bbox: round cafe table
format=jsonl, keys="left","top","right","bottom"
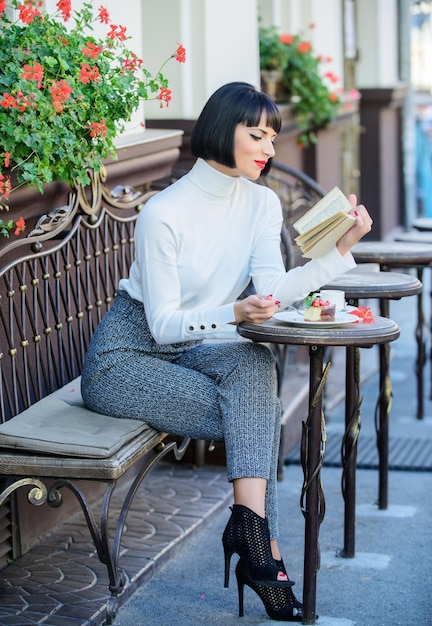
{"left": 395, "top": 230, "right": 432, "bottom": 244}
{"left": 412, "top": 216, "right": 432, "bottom": 231}
{"left": 238, "top": 315, "right": 400, "bottom": 626}
{"left": 352, "top": 241, "right": 432, "bottom": 420}
{"left": 322, "top": 270, "right": 422, "bottom": 527}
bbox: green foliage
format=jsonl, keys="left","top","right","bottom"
{"left": 259, "top": 26, "right": 341, "bottom": 147}
{"left": 0, "top": 1, "right": 185, "bottom": 206}
{"left": 259, "top": 26, "right": 286, "bottom": 71}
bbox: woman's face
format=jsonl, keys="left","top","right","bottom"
{"left": 232, "top": 113, "right": 277, "bottom": 180}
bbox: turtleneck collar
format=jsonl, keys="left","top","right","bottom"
{"left": 188, "top": 158, "right": 240, "bottom": 197}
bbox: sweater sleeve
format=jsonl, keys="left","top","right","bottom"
{"left": 250, "top": 191, "right": 357, "bottom": 306}
{"left": 272, "top": 248, "right": 356, "bottom": 306}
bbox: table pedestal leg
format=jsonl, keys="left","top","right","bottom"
{"left": 377, "top": 299, "right": 392, "bottom": 510}
{"left": 430, "top": 268, "right": 432, "bottom": 403}
{"left": 415, "top": 268, "right": 425, "bottom": 419}
{"left": 300, "top": 345, "right": 328, "bottom": 625}
{"left": 346, "top": 295, "right": 393, "bottom": 511}
{"left": 380, "top": 264, "right": 425, "bottom": 418}
{"left": 340, "top": 346, "right": 361, "bottom": 558}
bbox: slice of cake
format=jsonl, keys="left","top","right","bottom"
{"left": 304, "top": 294, "right": 336, "bottom": 322}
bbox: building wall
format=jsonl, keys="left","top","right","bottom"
{"left": 46, "top": 0, "right": 408, "bottom": 234}
{"left": 142, "top": 0, "right": 261, "bottom": 120}
{"left": 356, "top": 0, "right": 400, "bottom": 87}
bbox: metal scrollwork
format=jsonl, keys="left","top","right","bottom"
{"left": 341, "top": 347, "right": 362, "bottom": 501}
{"left": 102, "top": 180, "right": 159, "bottom": 211}
{"left": 47, "top": 486, "right": 64, "bottom": 507}
{"left": 24, "top": 167, "right": 157, "bottom": 247}
{"left": 0, "top": 477, "right": 48, "bottom": 506}
{"left": 72, "top": 166, "right": 104, "bottom": 216}
{"left": 27, "top": 204, "right": 74, "bottom": 238}
{"left": 300, "top": 360, "right": 331, "bottom": 522}
{"left": 110, "top": 184, "right": 143, "bottom": 203}
{"left": 73, "top": 166, "right": 157, "bottom": 213}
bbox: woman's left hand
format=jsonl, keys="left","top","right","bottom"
{"left": 233, "top": 294, "right": 280, "bottom": 325}
{"left": 336, "top": 193, "right": 373, "bottom": 256}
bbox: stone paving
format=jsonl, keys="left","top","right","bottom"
{"left": 115, "top": 289, "right": 432, "bottom": 626}
{"left": 0, "top": 466, "right": 232, "bottom": 625}
{"left": 1, "top": 281, "right": 431, "bottom": 625}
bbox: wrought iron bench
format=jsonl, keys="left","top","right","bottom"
{"left": 0, "top": 169, "right": 191, "bottom": 624}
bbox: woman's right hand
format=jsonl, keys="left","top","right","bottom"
{"left": 233, "top": 294, "right": 280, "bottom": 325}
{"left": 336, "top": 194, "right": 373, "bottom": 256}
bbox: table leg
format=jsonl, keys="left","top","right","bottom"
{"left": 430, "top": 267, "right": 432, "bottom": 403}
{"left": 340, "top": 345, "right": 362, "bottom": 558}
{"left": 347, "top": 294, "right": 393, "bottom": 511}
{"left": 430, "top": 267, "right": 432, "bottom": 402}
{"left": 300, "top": 345, "right": 328, "bottom": 625}
{"left": 382, "top": 264, "right": 425, "bottom": 418}
{"left": 415, "top": 267, "right": 425, "bottom": 419}
{"left": 377, "top": 298, "right": 392, "bottom": 510}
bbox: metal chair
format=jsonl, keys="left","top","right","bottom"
{"left": 261, "top": 161, "right": 326, "bottom": 271}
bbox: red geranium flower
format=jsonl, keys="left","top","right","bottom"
{"left": 18, "top": 3, "right": 41, "bottom": 24}
{"left": 79, "top": 63, "right": 101, "bottom": 84}
{"left": 98, "top": 5, "right": 110, "bottom": 24}
{"left": 82, "top": 42, "right": 102, "bottom": 60}
{"left": 50, "top": 79, "right": 73, "bottom": 113}
{"left": 158, "top": 87, "right": 172, "bottom": 107}
{"left": 279, "top": 33, "right": 294, "bottom": 45}
{"left": 90, "top": 120, "right": 107, "bottom": 138}
{"left": 56, "top": 0, "right": 72, "bottom": 21}
{"left": 21, "top": 61, "right": 44, "bottom": 89}
{"left": 297, "top": 41, "right": 311, "bottom": 54}
{"left": 14, "top": 217, "right": 26, "bottom": 236}
{"left": 175, "top": 44, "right": 186, "bottom": 63}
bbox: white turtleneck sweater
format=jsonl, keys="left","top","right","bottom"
{"left": 119, "top": 158, "right": 356, "bottom": 345}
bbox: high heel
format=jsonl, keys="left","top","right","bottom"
{"left": 235, "top": 557, "right": 303, "bottom": 621}
{"left": 222, "top": 504, "right": 292, "bottom": 588}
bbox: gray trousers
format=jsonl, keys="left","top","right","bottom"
{"left": 81, "top": 291, "right": 282, "bottom": 538}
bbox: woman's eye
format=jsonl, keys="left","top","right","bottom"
{"left": 250, "top": 134, "right": 261, "bottom": 141}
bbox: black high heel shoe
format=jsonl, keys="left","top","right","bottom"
{"left": 222, "top": 504, "right": 293, "bottom": 588}
{"left": 235, "top": 557, "right": 303, "bottom": 621}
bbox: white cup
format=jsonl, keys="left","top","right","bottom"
{"left": 319, "top": 290, "right": 345, "bottom": 311}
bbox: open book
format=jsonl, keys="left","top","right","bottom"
{"left": 293, "top": 186, "right": 356, "bottom": 259}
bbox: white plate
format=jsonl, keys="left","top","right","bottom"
{"left": 273, "top": 310, "right": 358, "bottom": 328}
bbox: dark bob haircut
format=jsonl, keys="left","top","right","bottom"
{"left": 190, "top": 82, "right": 281, "bottom": 175}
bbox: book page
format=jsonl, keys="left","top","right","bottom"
{"left": 299, "top": 216, "right": 356, "bottom": 258}
{"left": 295, "top": 212, "right": 347, "bottom": 245}
{"left": 293, "top": 187, "right": 353, "bottom": 235}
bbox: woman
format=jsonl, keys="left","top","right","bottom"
{"left": 81, "top": 82, "right": 372, "bottom": 621}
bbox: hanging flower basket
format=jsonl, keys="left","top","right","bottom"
{"left": 259, "top": 24, "right": 341, "bottom": 147}
{"left": 0, "top": 0, "right": 186, "bottom": 237}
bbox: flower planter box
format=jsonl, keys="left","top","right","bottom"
{"left": 3, "top": 130, "right": 183, "bottom": 251}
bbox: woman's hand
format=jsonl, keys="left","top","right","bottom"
{"left": 336, "top": 193, "right": 373, "bottom": 257}
{"left": 233, "top": 294, "right": 280, "bottom": 325}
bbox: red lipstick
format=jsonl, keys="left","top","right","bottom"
{"left": 254, "top": 160, "right": 267, "bottom": 170}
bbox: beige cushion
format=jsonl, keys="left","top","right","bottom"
{"left": 0, "top": 378, "right": 147, "bottom": 458}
